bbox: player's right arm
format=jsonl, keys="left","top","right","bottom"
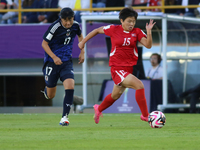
{"left": 78, "top": 26, "right": 104, "bottom": 49}
{"left": 42, "top": 40, "right": 63, "bottom": 65}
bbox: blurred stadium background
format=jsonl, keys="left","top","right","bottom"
{"left": 0, "top": 0, "right": 200, "bottom": 113}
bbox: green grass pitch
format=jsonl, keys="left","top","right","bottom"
{"left": 0, "top": 113, "right": 200, "bottom": 150}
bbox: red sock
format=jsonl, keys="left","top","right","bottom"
{"left": 135, "top": 89, "right": 149, "bottom": 117}
{"left": 98, "top": 93, "right": 115, "bottom": 112}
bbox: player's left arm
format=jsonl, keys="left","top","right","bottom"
{"left": 139, "top": 19, "right": 156, "bottom": 49}
{"left": 77, "top": 34, "right": 85, "bottom": 64}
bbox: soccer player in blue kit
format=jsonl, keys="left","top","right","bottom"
{"left": 41, "top": 7, "right": 85, "bottom": 126}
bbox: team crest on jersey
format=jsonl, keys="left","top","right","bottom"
{"left": 66, "top": 29, "right": 71, "bottom": 36}
{"left": 45, "top": 75, "right": 48, "bottom": 81}
{"left": 131, "top": 33, "right": 136, "bottom": 37}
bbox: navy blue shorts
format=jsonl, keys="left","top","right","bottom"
{"left": 42, "top": 61, "right": 74, "bottom": 88}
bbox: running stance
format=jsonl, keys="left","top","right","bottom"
{"left": 79, "top": 7, "right": 156, "bottom": 124}
{"left": 41, "top": 7, "right": 85, "bottom": 126}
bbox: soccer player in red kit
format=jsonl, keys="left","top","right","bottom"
{"left": 78, "top": 7, "right": 156, "bottom": 124}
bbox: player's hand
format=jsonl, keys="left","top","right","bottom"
{"left": 78, "top": 49, "right": 85, "bottom": 64}
{"left": 53, "top": 56, "right": 63, "bottom": 65}
{"left": 78, "top": 41, "right": 84, "bottom": 50}
{"left": 146, "top": 19, "right": 156, "bottom": 31}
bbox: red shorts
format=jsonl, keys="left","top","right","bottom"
{"left": 110, "top": 66, "right": 133, "bottom": 85}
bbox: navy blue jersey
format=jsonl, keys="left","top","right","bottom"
{"left": 43, "top": 18, "right": 81, "bottom": 64}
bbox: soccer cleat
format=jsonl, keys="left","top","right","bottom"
{"left": 93, "top": 104, "right": 103, "bottom": 124}
{"left": 41, "top": 87, "right": 49, "bottom": 99}
{"left": 59, "top": 116, "right": 70, "bottom": 126}
{"left": 140, "top": 114, "right": 149, "bottom": 122}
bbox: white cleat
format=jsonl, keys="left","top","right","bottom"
{"left": 59, "top": 116, "right": 70, "bottom": 126}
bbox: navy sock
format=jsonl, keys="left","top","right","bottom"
{"left": 62, "top": 89, "right": 74, "bottom": 117}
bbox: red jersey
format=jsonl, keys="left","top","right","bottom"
{"left": 103, "top": 24, "right": 146, "bottom": 67}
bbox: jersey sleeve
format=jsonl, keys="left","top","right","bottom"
{"left": 43, "top": 23, "right": 60, "bottom": 42}
{"left": 74, "top": 21, "right": 82, "bottom": 36}
{"left": 103, "top": 24, "right": 115, "bottom": 37}
{"left": 76, "top": 24, "right": 82, "bottom": 36}
{"left": 137, "top": 28, "right": 147, "bottom": 42}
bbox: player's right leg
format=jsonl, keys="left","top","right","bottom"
{"left": 41, "top": 86, "right": 49, "bottom": 99}
{"left": 42, "top": 86, "right": 57, "bottom": 99}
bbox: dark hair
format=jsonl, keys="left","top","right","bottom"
{"left": 60, "top": 7, "right": 74, "bottom": 19}
{"left": 119, "top": 7, "right": 138, "bottom": 21}
{"left": 151, "top": 53, "right": 162, "bottom": 64}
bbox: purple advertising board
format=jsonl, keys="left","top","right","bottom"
{"left": 102, "top": 80, "right": 151, "bottom": 113}
{"left": 0, "top": 23, "right": 110, "bottom": 59}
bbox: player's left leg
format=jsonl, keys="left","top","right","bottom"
{"left": 59, "top": 78, "right": 74, "bottom": 126}
{"left": 121, "top": 74, "right": 149, "bottom": 122}
{"left": 99, "top": 85, "right": 126, "bottom": 112}
{"left": 59, "top": 61, "right": 75, "bottom": 126}
{"left": 94, "top": 85, "right": 126, "bottom": 124}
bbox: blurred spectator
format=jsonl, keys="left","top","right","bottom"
{"left": 132, "top": 0, "right": 148, "bottom": 12}
{"left": 0, "top": 0, "right": 18, "bottom": 24}
{"left": 196, "top": 3, "right": 200, "bottom": 17}
{"left": 125, "top": 0, "right": 132, "bottom": 7}
{"left": 145, "top": 53, "right": 163, "bottom": 80}
{"left": 23, "top": 0, "right": 59, "bottom": 23}
{"left": 165, "top": 0, "right": 178, "bottom": 14}
{"left": 58, "top": 0, "right": 76, "bottom": 9}
{"left": 76, "top": 0, "right": 91, "bottom": 23}
{"left": 22, "top": 0, "right": 35, "bottom": 22}
{"left": 0, "top": 0, "right": 7, "bottom": 21}
{"left": 23, "top": 0, "right": 40, "bottom": 23}
{"left": 22, "top": 0, "right": 35, "bottom": 7}
{"left": 176, "top": 0, "right": 200, "bottom": 17}
{"left": 58, "top": 0, "right": 90, "bottom": 23}
{"left": 177, "top": 83, "right": 200, "bottom": 113}
{"left": 92, "top": 0, "right": 106, "bottom": 14}
{"left": 74, "top": 0, "right": 90, "bottom": 23}
{"left": 131, "top": 0, "right": 161, "bottom": 12}
{"left": 93, "top": 0, "right": 106, "bottom": 9}
{"left": 147, "top": 0, "right": 161, "bottom": 12}
{"left": 106, "top": 0, "right": 124, "bottom": 8}
{"left": 38, "top": 0, "right": 59, "bottom": 23}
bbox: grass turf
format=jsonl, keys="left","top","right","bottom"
{"left": 0, "top": 113, "right": 200, "bottom": 150}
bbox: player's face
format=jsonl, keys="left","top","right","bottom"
{"left": 121, "top": 17, "right": 136, "bottom": 32}
{"left": 61, "top": 17, "right": 74, "bottom": 28}
{"left": 150, "top": 55, "right": 159, "bottom": 67}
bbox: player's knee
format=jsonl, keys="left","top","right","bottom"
{"left": 111, "top": 93, "right": 122, "bottom": 100}
{"left": 135, "top": 81, "right": 144, "bottom": 90}
{"left": 48, "top": 93, "right": 56, "bottom": 99}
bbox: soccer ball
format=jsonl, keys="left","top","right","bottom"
{"left": 148, "top": 111, "right": 166, "bottom": 128}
